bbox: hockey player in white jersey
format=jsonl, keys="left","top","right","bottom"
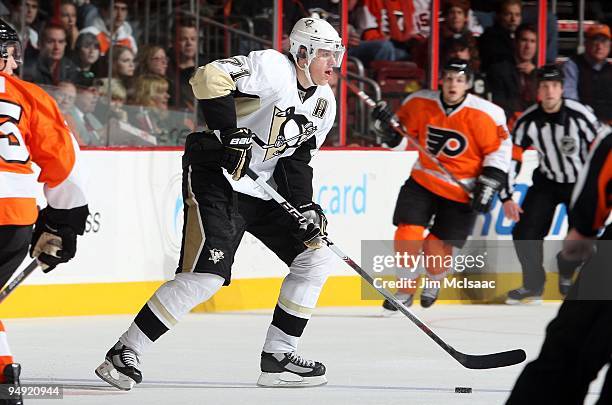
{"left": 95, "top": 17, "right": 343, "bottom": 389}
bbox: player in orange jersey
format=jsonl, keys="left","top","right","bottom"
{"left": 0, "top": 19, "right": 89, "bottom": 404}
{"left": 372, "top": 59, "right": 511, "bottom": 311}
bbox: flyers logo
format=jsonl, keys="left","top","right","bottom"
{"left": 426, "top": 126, "right": 468, "bottom": 157}
{"left": 257, "top": 106, "right": 317, "bottom": 162}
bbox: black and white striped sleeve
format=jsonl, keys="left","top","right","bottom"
{"left": 499, "top": 109, "right": 535, "bottom": 201}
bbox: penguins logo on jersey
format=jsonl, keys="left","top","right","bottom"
{"left": 260, "top": 106, "right": 317, "bottom": 161}
{"left": 426, "top": 125, "right": 468, "bottom": 157}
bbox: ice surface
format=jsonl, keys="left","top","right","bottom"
{"left": 5, "top": 304, "right": 606, "bottom": 404}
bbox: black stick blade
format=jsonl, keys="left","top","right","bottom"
{"left": 455, "top": 349, "right": 527, "bottom": 369}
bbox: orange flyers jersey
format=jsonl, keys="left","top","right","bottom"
{"left": 570, "top": 129, "right": 611, "bottom": 237}
{"left": 396, "top": 90, "right": 512, "bottom": 203}
{"left": 0, "top": 72, "right": 87, "bottom": 226}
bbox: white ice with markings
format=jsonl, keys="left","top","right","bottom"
{"left": 5, "top": 304, "right": 607, "bottom": 404}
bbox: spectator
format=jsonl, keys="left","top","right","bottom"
{"left": 76, "top": 0, "right": 99, "bottom": 30}
{"left": 129, "top": 74, "right": 188, "bottom": 144}
{"left": 94, "top": 77, "right": 128, "bottom": 122}
{"left": 9, "top": 0, "right": 40, "bottom": 60}
{"left": 478, "top": 0, "right": 522, "bottom": 71}
{"left": 109, "top": 45, "right": 135, "bottom": 94}
{"left": 441, "top": 0, "right": 481, "bottom": 64}
{"left": 72, "top": 32, "right": 100, "bottom": 73}
{"left": 356, "top": 0, "right": 429, "bottom": 61}
{"left": 80, "top": 0, "right": 137, "bottom": 56}
{"left": 23, "top": 23, "right": 78, "bottom": 85}
{"left": 563, "top": 24, "right": 612, "bottom": 124}
{"left": 346, "top": 0, "right": 396, "bottom": 67}
{"left": 168, "top": 17, "right": 202, "bottom": 110}
{"left": 66, "top": 72, "right": 105, "bottom": 145}
{"left": 442, "top": 0, "right": 483, "bottom": 38}
{"left": 136, "top": 45, "right": 168, "bottom": 77}
{"left": 487, "top": 23, "right": 538, "bottom": 120}
{"left": 54, "top": 80, "right": 77, "bottom": 114}
{"left": 59, "top": 0, "right": 79, "bottom": 51}
{"left": 441, "top": 0, "right": 481, "bottom": 71}
{"left": 129, "top": 74, "right": 169, "bottom": 133}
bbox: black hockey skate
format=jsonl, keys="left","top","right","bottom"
{"left": 420, "top": 286, "right": 440, "bottom": 308}
{"left": 0, "top": 363, "right": 23, "bottom": 405}
{"left": 95, "top": 342, "right": 142, "bottom": 391}
{"left": 381, "top": 293, "right": 414, "bottom": 316}
{"left": 257, "top": 351, "right": 327, "bottom": 387}
{"left": 505, "top": 287, "right": 543, "bottom": 305}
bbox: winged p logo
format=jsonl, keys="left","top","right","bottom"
{"left": 426, "top": 126, "right": 468, "bottom": 158}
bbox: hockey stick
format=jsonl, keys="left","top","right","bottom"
{"left": 341, "top": 77, "right": 474, "bottom": 198}
{"left": 0, "top": 259, "right": 41, "bottom": 305}
{"left": 246, "top": 168, "right": 526, "bottom": 369}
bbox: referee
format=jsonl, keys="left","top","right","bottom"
{"left": 507, "top": 128, "right": 612, "bottom": 405}
{"left": 501, "top": 64, "right": 605, "bottom": 304}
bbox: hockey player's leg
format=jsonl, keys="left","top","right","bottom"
{"left": 420, "top": 234, "right": 453, "bottom": 308}
{"left": 0, "top": 322, "right": 22, "bottom": 405}
{"left": 258, "top": 247, "right": 332, "bottom": 387}
{"left": 383, "top": 178, "right": 435, "bottom": 314}
{"left": 422, "top": 200, "right": 477, "bottom": 308}
{"left": 96, "top": 272, "right": 225, "bottom": 390}
{"left": 507, "top": 180, "right": 557, "bottom": 304}
{"left": 96, "top": 163, "right": 237, "bottom": 390}
{"left": 0, "top": 226, "right": 31, "bottom": 405}
{"left": 381, "top": 224, "right": 425, "bottom": 314}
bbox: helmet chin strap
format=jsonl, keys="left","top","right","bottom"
{"left": 297, "top": 59, "right": 316, "bottom": 88}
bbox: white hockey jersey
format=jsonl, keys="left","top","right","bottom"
{"left": 190, "top": 49, "right": 336, "bottom": 200}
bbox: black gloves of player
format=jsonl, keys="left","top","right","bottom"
{"left": 471, "top": 166, "right": 507, "bottom": 213}
{"left": 295, "top": 202, "right": 328, "bottom": 249}
{"left": 371, "top": 100, "right": 402, "bottom": 148}
{"left": 220, "top": 127, "right": 254, "bottom": 180}
{"left": 30, "top": 208, "right": 78, "bottom": 273}
{"left": 372, "top": 100, "right": 394, "bottom": 127}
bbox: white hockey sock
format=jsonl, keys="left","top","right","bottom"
{"left": 262, "top": 324, "right": 299, "bottom": 353}
{"left": 120, "top": 272, "right": 224, "bottom": 356}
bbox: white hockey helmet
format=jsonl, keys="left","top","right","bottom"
{"left": 289, "top": 17, "right": 344, "bottom": 86}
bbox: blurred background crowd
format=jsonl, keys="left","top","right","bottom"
{"left": 2, "top": 0, "right": 611, "bottom": 147}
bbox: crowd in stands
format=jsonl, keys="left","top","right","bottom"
{"left": 1, "top": 0, "right": 611, "bottom": 147}
{"left": 2, "top": 0, "right": 197, "bottom": 146}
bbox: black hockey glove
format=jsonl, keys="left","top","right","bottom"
{"left": 371, "top": 100, "right": 402, "bottom": 148}
{"left": 372, "top": 100, "right": 394, "bottom": 127}
{"left": 220, "top": 127, "right": 254, "bottom": 180}
{"left": 471, "top": 166, "right": 507, "bottom": 213}
{"left": 295, "top": 202, "right": 328, "bottom": 249}
{"left": 30, "top": 208, "right": 78, "bottom": 273}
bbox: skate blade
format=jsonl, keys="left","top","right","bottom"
{"left": 257, "top": 372, "right": 327, "bottom": 388}
{"left": 505, "top": 297, "right": 542, "bottom": 305}
{"left": 95, "top": 360, "right": 137, "bottom": 391}
{"left": 380, "top": 308, "right": 399, "bottom": 317}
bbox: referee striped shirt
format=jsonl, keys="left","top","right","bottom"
{"left": 512, "top": 98, "right": 604, "bottom": 184}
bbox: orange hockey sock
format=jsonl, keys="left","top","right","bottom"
{"left": 423, "top": 234, "right": 453, "bottom": 279}
{"left": 394, "top": 224, "right": 425, "bottom": 294}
